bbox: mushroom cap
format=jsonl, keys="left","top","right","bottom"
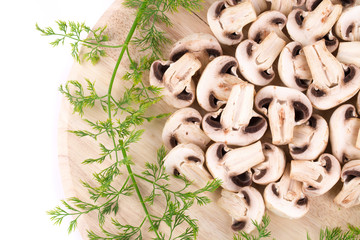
{"left": 252, "top": 142, "right": 286, "bottom": 185}
{"left": 207, "top": 0, "right": 257, "bottom": 45}
{"left": 264, "top": 166, "right": 310, "bottom": 219}
{"left": 290, "top": 154, "right": 341, "bottom": 197}
{"left": 206, "top": 141, "right": 265, "bottom": 192}
{"left": 169, "top": 33, "right": 222, "bottom": 67}
{"left": 334, "top": 160, "right": 360, "bottom": 208}
{"left": 218, "top": 187, "right": 265, "bottom": 233}
{"left": 236, "top": 32, "right": 286, "bottom": 86}
{"left": 289, "top": 114, "right": 329, "bottom": 161}
{"left": 202, "top": 109, "right": 267, "bottom": 146}
{"left": 278, "top": 42, "right": 312, "bottom": 91}
{"left": 248, "top": 10, "right": 289, "bottom": 43}
{"left": 164, "top": 143, "right": 212, "bottom": 187}
{"left": 330, "top": 104, "right": 360, "bottom": 164}
{"left": 286, "top": 0, "right": 342, "bottom": 46}
{"left": 335, "top": 5, "right": 360, "bottom": 41}
{"left": 196, "top": 55, "right": 244, "bottom": 112}
{"left": 162, "top": 108, "right": 210, "bottom": 150}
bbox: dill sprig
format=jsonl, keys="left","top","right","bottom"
{"left": 41, "top": 0, "right": 220, "bottom": 239}
{"left": 308, "top": 224, "right": 360, "bottom": 240}
{"left": 233, "top": 214, "right": 272, "bottom": 240}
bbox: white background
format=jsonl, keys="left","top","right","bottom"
{"left": 1, "top": 0, "right": 114, "bottom": 239}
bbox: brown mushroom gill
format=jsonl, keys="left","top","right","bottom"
{"left": 244, "top": 117, "right": 266, "bottom": 133}
{"left": 153, "top": 62, "right": 170, "bottom": 81}
{"left": 344, "top": 170, "right": 360, "bottom": 183}
{"left": 232, "top": 221, "right": 246, "bottom": 231}
{"left": 176, "top": 88, "right": 193, "bottom": 100}
{"left": 170, "top": 49, "right": 189, "bottom": 62}
{"left": 231, "top": 172, "right": 252, "bottom": 187}
{"left": 344, "top": 66, "right": 356, "bottom": 83}
{"left": 205, "top": 112, "right": 222, "bottom": 129}
{"left": 217, "top": 144, "right": 228, "bottom": 159}
{"left": 293, "top": 101, "right": 310, "bottom": 122}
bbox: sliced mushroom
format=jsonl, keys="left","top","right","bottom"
{"left": 226, "top": 0, "right": 268, "bottom": 15}
{"left": 218, "top": 188, "right": 265, "bottom": 233}
{"left": 289, "top": 114, "right": 329, "bottom": 161}
{"left": 252, "top": 142, "right": 286, "bottom": 185}
{"left": 335, "top": 5, "right": 360, "bottom": 41}
{"left": 207, "top": 0, "right": 257, "bottom": 45}
{"left": 202, "top": 109, "right": 267, "bottom": 146}
{"left": 169, "top": 33, "right": 222, "bottom": 70}
{"left": 149, "top": 53, "right": 200, "bottom": 108}
{"left": 322, "top": 30, "right": 339, "bottom": 53}
{"left": 286, "top": 0, "right": 342, "bottom": 46}
{"left": 162, "top": 108, "right": 210, "bottom": 150}
{"left": 164, "top": 143, "right": 212, "bottom": 187}
{"left": 236, "top": 32, "right": 286, "bottom": 86}
{"left": 196, "top": 56, "right": 244, "bottom": 112}
{"left": 278, "top": 42, "right": 312, "bottom": 91}
{"left": 337, "top": 41, "right": 360, "bottom": 68}
{"left": 330, "top": 104, "right": 360, "bottom": 164}
{"left": 248, "top": 11, "right": 289, "bottom": 43}
{"left": 267, "top": 0, "right": 305, "bottom": 15}
{"left": 290, "top": 154, "right": 341, "bottom": 196}
{"left": 304, "top": 40, "right": 360, "bottom": 110}
{"left": 306, "top": 0, "right": 355, "bottom": 11}
{"left": 334, "top": 160, "right": 360, "bottom": 208}
{"left": 206, "top": 141, "right": 265, "bottom": 191}
{"left": 255, "top": 86, "right": 313, "bottom": 145}
{"left": 264, "top": 166, "right": 310, "bottom": 219}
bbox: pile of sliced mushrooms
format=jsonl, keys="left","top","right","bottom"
{"left": 149, "top": 0, "right": 360, "bottom": 234}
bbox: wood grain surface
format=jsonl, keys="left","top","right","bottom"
{"left": 58, "top": 0, "right": 360, "bottom": 239}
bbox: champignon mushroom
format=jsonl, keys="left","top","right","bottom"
{"left": 337, "top": 41, "right": 360, "bottom": 68}
{"left": 330, "top": 104, "right": 360, "bottom": 164}
{"left": 218, "top": 188, "right": 265, "bottom": 233}
{"left": 334, "top": 160, "right": 360, "bottom": 208}
{"left": 247, "top": 11, "right": 289, "bottom": 43}
{"left": 206, "top": 141, "right": 265, "bottom": 191}
{"left": 226, "top": 0, "right": 268, "bottom": 15}
{"left": 202, "top": 109, "right": 267, "bottom": 146}
{"left": 164, "top": 143, "right": 212, "bottom": 187}
{"left": 289, "top": 114, "right": 329, "bottom": 161}
{"left": 255, "top": 85, "right": 313, "bottom": 145}
{"left": 252, "top": 142, "right": 286, "bottom": 185}
{"left": 196, "top": 56, "right": 244, "bottom": 112}
{"left": 304, "top": 40, "right": 360, "bottom": 110}
{"left": 169, "top": 33, "right": 222, "bottom": 70}
{"left": 278, "top": 42, "right": 312, "bottom": 91}
{"left": 290, "top": 154, "right": 341, "bottom": 197}
{"left": 286, "top": 0, "right": 342, "bottom": 46}
{"left": 267, "top": 0, "right": 305, "bottom": 15}
{"left": 264, "top": 166, "right": 310, "bottom": 219}
{"left": 335, "top": 5, "right": 360, "bottom": 41}
{"left": 207, "top": 0, "right": 257, "bottom": 45}
{"left": 149, "top": 53, "right": 200, "bottom": 108}
{"left": 236, "top": 32, "right": 286, "bottom": 86}
{"left": 162, "top": 108, "right": 210, "bottom": 150}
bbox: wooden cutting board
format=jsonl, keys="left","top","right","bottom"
{"left": 58, "top": 0, "right": 360, "bottom": 239}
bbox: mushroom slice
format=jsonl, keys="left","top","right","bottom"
{"left": 236, "top": 32, "right": 286, "bottom": 86}
{"left": 197, "top": 56, "right": 245, "bottom": 112}
{"left": 218, "top": 188, "right": 265, "bottom": 233}
{"left": 337, "top": 42, "right": 360, "bottom": 68}
{"left": 289, "top": 114, "right": 329, "bottom": 161}
{"left": 207, "top": 0, "right": 257, "bottom": 45}
{"left": 304, "top": 40, "right": 360, "bottom": 110}
{"left": 162, "top": 108, "right": 210, "bottom": 150}
{"left": 202, "top": 109, "right": 267, "bottom": 146}
{"left": 255, "top": 86, "right": 312, "bottom": 145}
{"left": 334, "top": 160, "right": 360, "bottom": 208}
{"left": 164, "top": 143, "right": 212, "bottom": 188}
{"left": 278, "top": 42, "right": 312, "bottom": 91}
{"left": 286, "top": 0, "right": 342, "bottom": 46}
{"left": 226, "top": 0, "right": 267, "bottom": 15}
{"left": 322, "top": 30, "right": 339, "bottom": 53}
{"left": 206, "top": 141, "right": 265, "bottom": 191}
{"left": 330, "top": 104, "right": 360, "bottom": 164}
{"left": 169, "top": 33, "right": 222, "bottom": 69}
{"left": 264, "top": 166, "right": 310, "bottom": 219}
{"left": 267, "top": 0, "right": 305, "bottom": 15}
{"left": 252, "top": 142, "right": 286, "bottom": 185}
{"left": 290, "top": 154, "right": 341, "bottom": 197}
{"left": 248, "top": 11, "right": 289, "bottom": 43}
{"left": 335, "top": 5, "right": 360, "bottom": 41}
{"left": 306, "top": 0, "right": 355, "bottom": 11}
{"left": 149, "top": 53, "right": 200, "bottom": 108}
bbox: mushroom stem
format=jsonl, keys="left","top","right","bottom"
{"left": 268, "top": 100, "right": 295, "bottom": 145}
{"left": 174, "top": 124, "right": 211, "bottom": 149}
{"left": 181, "top": 162, "right": 213, "bottom": 187}
{"left": 303, "top": 40, "right": 344, "bottom": 89}
{"left": 221, "top": 83, "right": 255, "bottom": 129}
{"left": 337, "top": 42, "right": 360, "bottom": 68}
{"left": 290, "top": 161, "right": 323, "bottom": 189}
{"left": 255, "top": 32, "right": 286, "bottom": 70}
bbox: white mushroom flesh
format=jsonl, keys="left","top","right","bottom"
{"left": 335, "top": 5, "right": 360, "bottom": 41}
{"left": 337, "top": 41, "right": 360, "bottom": 68}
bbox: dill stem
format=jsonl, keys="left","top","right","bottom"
{"left": 49, "top": 33, "right": 123, "bottom": 48}
{"left": 106, "top": 0, "right": 161, "bottom": 238}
